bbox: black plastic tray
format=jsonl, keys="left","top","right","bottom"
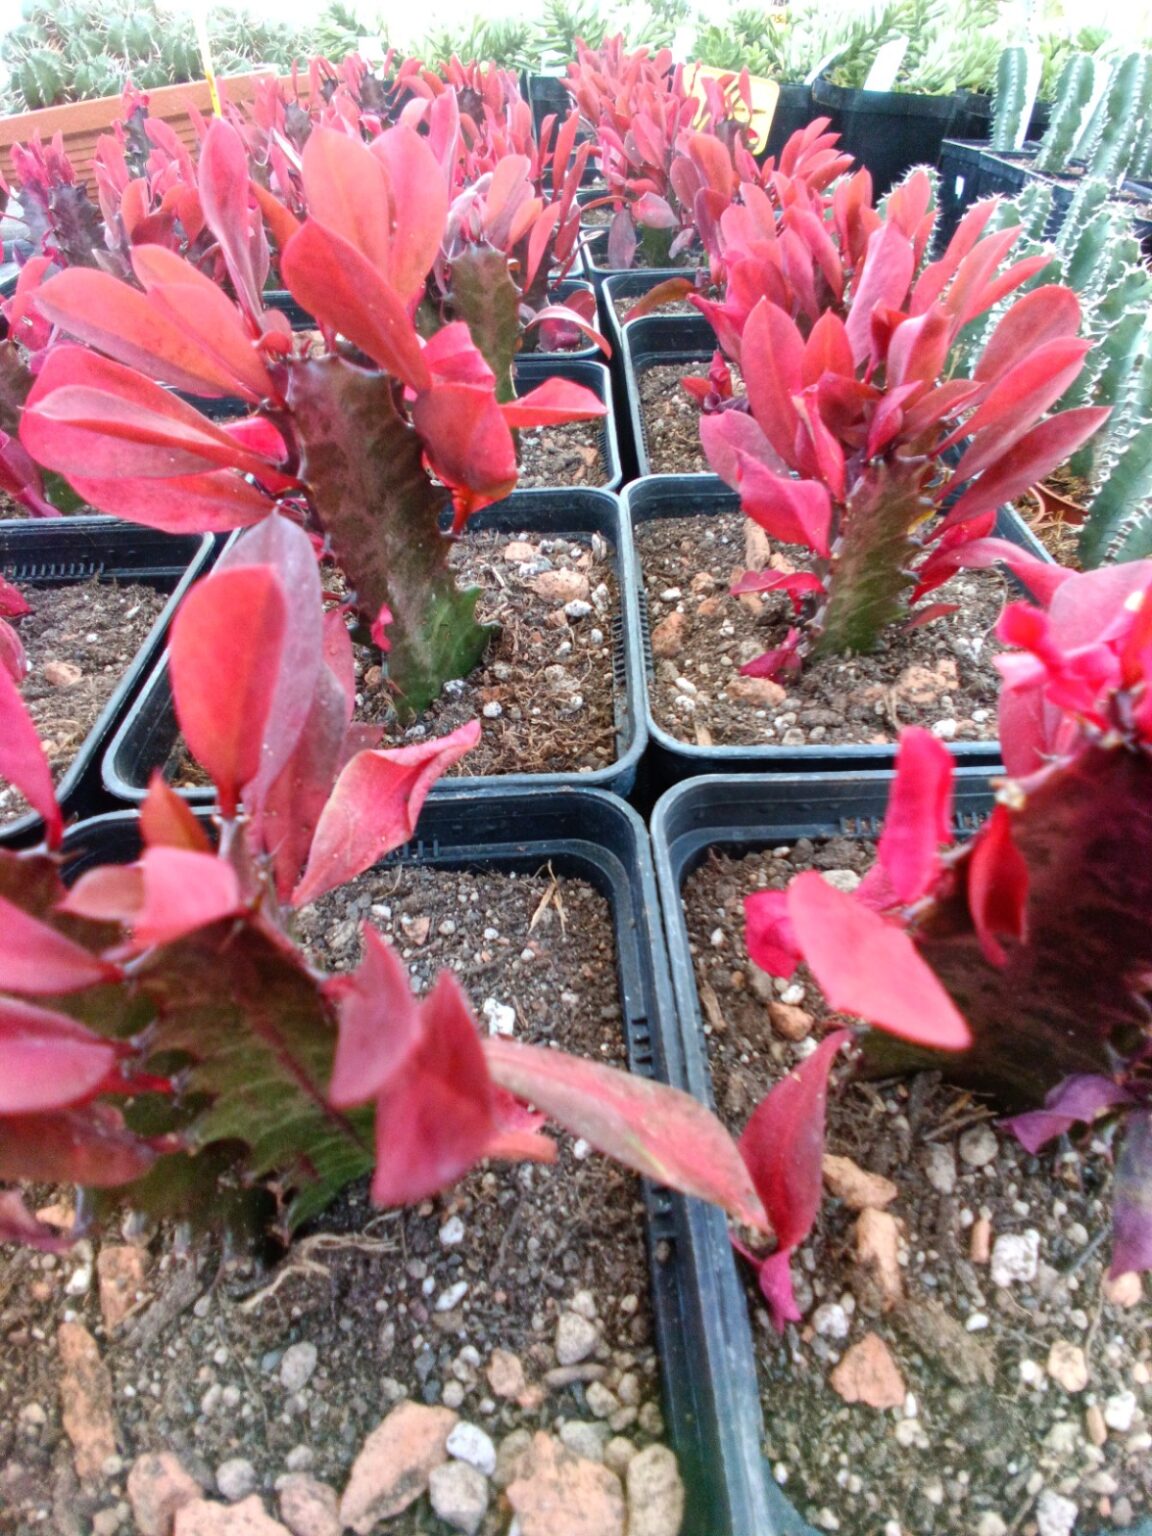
{"left": 622, "top": 473, "right": 1046, "bottom": 790}
{"left": 103, "top": 488, "right": 647, "bottom": 805}
{"left": 649, "top": 769, "right": 994, "bottom": 1536}
{"left": 811, "top": 80, "right": 972, "bottom": 198}
{"left": 61, "top": 784, "right": 745, "bottom": 1536}
{"left": 580, "top": 224, "right": 703, "bottom": 294}
{"left": 601, "top": 274, "right": 698, "bottom": 482}
{"left": 761, "top": 83, "right": 815, "bottom": 164}
{"left": 0, "top": 518, "right": 214, "bottom": 847}
{"left": 618, "top": 314, "right": 714, "bottom": 480}
{"left": 936, "top": 137, "right": 990, "bottom": 240}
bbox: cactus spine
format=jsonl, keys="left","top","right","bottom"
{"left": 1034, "top": 53, "right": 1095, "bottom": 174}
{"left": 991, "top": 44, "right": 1030, "bottom": 151}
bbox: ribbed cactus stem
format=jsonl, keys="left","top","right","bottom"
{"left": 1080, "top": 317, "right": 1152, "bottom": 565}
{"left": 1086, "top": 51, "right": 1152, "bottom": 188}
{"left": 991, "top": 45, "right": 1029, "bottom": 152}
{"left": 1035, "top": 52, "right": 1096, "bottom": 174}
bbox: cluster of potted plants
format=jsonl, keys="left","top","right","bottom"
{"left": 1, "top": 31, "right": 1150, "bottom": 1536}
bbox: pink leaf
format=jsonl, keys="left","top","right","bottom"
{"left": 742, "top": 298, "right": 806, "bottom": 468}
{"left": 606, "top": 207, "right": 637, "bottom": 269}
{"left": 877, "top": 727, "right": 955, "bottom": 903}
{"left": 411, "top": 385, "right": 517, "bottom": 513}
{"left": 0, "top": 996, "right": 119, "bottom": 1113}
{"left": 966, "top": 803, "right": 1029, "bottom": 965}
{"left": 0, "top": 577, "right": 32, "bottom": 620}
{"left": 846, "top": 223, "right": 916, "bottom": 367}
{"left": 500, "top": 379, "right": 607, "bottom": 428}
{"left": 198, "top": 119, "right": 265, "bottom": 322}
{"left": 732, "top": 453, "right": 833, "bottom": 558}
{"left": 128, "top": 847, "right": 241, "bottom": 949}
{"left": 1003, "top": 1073, "right": 1133, "bottom": 1154}
{"left": 485, "top": 1035, "right": 768, "bottom": 1230}
{"left": 168, "top": 566, "right": 288, "bottom": 817}
{"left": 65, "top": 469, "right": 273, "bottom": 533}
{"left": 290, "top": 720, "right": 481, "bottom": 908}
{"left": 744, "top": 889, "right": 801, "bottom": 977}
{"left": 0, "top": 663, "right": 61, "bottom": 846}
{"left": 787, "top": 872, "right": 971, "bottom": 1050}
{"left": 0, "top": 895, "right": 119, "bottom": 994}
{"left": 139, "top": 772, "right": 212, "bottom": 853}
{"left": 326, "top": 924, "right": 421, "bottom": 1106}
{"left": 371, "top": 125, "right": 449, "bottom": 300}
{"left": 975, "top": 286, "right": 1083, "bottom": 385}
{"left": 300, "top": 125, "right": 393, "bottom": 278}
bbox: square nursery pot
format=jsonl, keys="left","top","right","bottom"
{"left": 581, "top": 223, "right": 703, "bottom": 294}
{"left": 622, "top": 474, "right": 1045, "bottom": 792}
{"left": 601, "top": 274, "right": 699, "bottom": 481}
{"left": 810, "top": 79, "right": 974, "bottom": 198}
{"left": 618, "top": 313, "right": 716, "bottom": 480}
{"left": 760, "top": 83, "right": 816, "bottom": 164}
{"left": 0, "top": 517, "right": 214, "bottom": 848}
{"left": 649, "top": 768, "right": 993, "bottom": 1536}
{"left": 103, "top": 487, "right": 647, "bottom": 805}
{"left": 936, "top": 138, "right": 992, "bottom": 241}
{"left": 61, "top": 784, "right": 754, "bottom": 1536}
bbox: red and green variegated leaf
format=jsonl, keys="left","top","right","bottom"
{"left": 128, "top": 847, "right": 241, "bottom": 949}
{"left": 0, "top": 1104, "right": 156, "bottom": 1187}
{"left": 500, "top": 378, "right": 607, "bottom": 428}
{"left": 485, "top": 1035, "right": 769, "bottom": 1231}
{"left": 742, "top": 297, "right": 805, "bottom": 468}
{"left": 966, "top": 803, "right": 1029, "bottom": 966}
{"left": 975, "top": 286, "right": 1083, "bottom": 385}
{"left": 943, "top": 338, "right": 1092, "bottom": 472}
{"left": 301, "top": 125, "right": 394, "bottom": 278}
{"left": 21, "top": 348, "right": 277, "bottom": 482}
{"left": 739, "top": 1029, "right": 850, "bottom": 1252}
{"left": 198, "top": 119, "right": 266, "bottom": 322}
{"left": 940, "top": 408, "right": 1110, "bottom": 532}
{"left": 168, "top": 566, "right": 288, "bottom": 817}
{"left": 370, "top": 971, "right": 496, "bottom": 1206}
{"left": 0, "top": 894, "right": 119, "bottom": 994}
{"left": 787, "top": 871, "right": 971, "bottom": 1049}
{"left": 281, "top": 219, "right": 430, "bottom": 392}
{"left": 876, "top": 727, "right": 955, "bottom": 903}
{"left": 325, "top": 924, "right": 421, "bottom": 1107}
{"left": 846, "top": 222, "right": 916, "bottom": 366}
{"left": 0, "top": 996, "right": 119, "bottom": 1113}
{"left": 371, "top": 124, "right": 448, "bottom": 299}
{"left": 66, "top": 468, "right": 274, "bottom": 532}
{"left": 0, "top": 662, "right": 61, "bottom": 847}
{"left": 32, "top": 267, "right": 268, "bottom": 401}
{"left": 140, "top": 771, "right": 212, "bottom": 853}
{"left": 290, "top": 720, "right": 481, "bottom": 909}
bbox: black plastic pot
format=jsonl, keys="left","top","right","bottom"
{"left": 811, "top": 79, "right": 974, "bottom": 197}
{"left": 618, "top": 314, "right": 715, "bottom": 479}
{"left": 936, "top": 138, "right": 991, "bottom": 241}
{"left": 649, "top": 768, "right": 994, "bottom": 1536}
{"left": 61, "top": 783, "right": 748, "bottom": 1536}
{"left": 600, "top": 273, "right": 697, "bottom": 479}
{"left": 977, "top": 147, "right": 1073, "bottom": 239}
{"left": 0, "top": 518, "right": 214, "bottom": 848}
{"left": 580, "top": 224, "right": 703, "bottom": 294}
{"left": 103, "top": 487, "right": 646, "bottom": 806}
{"left": 760, "top": 83, "right": 815, "bottom": 163}
{"left": 623, "top": 473, "right": 1047, "bottom": 793}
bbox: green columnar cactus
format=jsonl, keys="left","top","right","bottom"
{"left": 1077, "top": 326, "right": 1152, "bottom": 564}
{"left": 1085, "top": 51, "right": 1152, "bottom": 187}
{"left": 1034, "top": 52, "right": 1096, "bottom": 174}
{"left": 991, "top": 44, "right": 1030, "bottom": 151}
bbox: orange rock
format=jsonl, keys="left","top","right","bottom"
{"left": 829, "top": 1333, "right": 906, "bottom": 1409}
{"left": 855, "top": 1209, "right": 904, "bottom": 1310}
{"left": 507, "top": 1432, "right": 626, "bottom": 1536}
{"left": 727, "top": 677, "right": 786, "bottom": 708}
{"left": 174, "top": 1497, "right": 290, "bottom": 1536}
{"left": 532, "top": 570, "right": 590, "bottom": 605}
{"left": 970, "top": 1216, "right": 993, "bottom": 1265}
{"left": 127, "top": 1452, "right": 203, "bottom": 1536}
{"left": 823, "top": 1154, "right": 899, "bottom": 1211}
{"left": 1103, "top": 1271, "right": 1142, "bottom": 1308}
{"left": 695, "top": 597, "right": 723, "bottom": 619}
{"left": 57, "top": 1322, "right": 118, "bottom": 1482}
{"left": 97, "top": 1245, "right": 149, "bottom": 1331}
{"left": 486, "top": 1348, "right": 526, "bottom": 1398}
{"left": 339, "top": 1402, "right": 457, "bottom": 1533}
{"left": 767, "top": 1001, "right": 814, "bottom": 1041}
{"left": 43, "top": 660, "right": 83, "bottom": 688}
{"left": 651, "top": 611, "right": 686, "bottom": 658}
{"left": 744, "top": 522, "right": 772, "bottom": 571}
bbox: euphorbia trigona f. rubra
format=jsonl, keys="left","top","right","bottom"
{"left": 697, "top": 183, "right": 1108, "bottom": 678}
{"left": 17, "top": 116, "right": 607, "bottom": 715}
{"left": 740, "top": 561, "right": 1152, "bottom": 1313}
{"left": 0, "top": 513, "right": 769, "bottom": 1253}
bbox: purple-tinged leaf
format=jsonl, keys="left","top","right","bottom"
{"left": 606, "top": 207, "right": 638, "bottom": 269}
{"left": 0, "top": 1102, "right": 156, "bottom": 1187}
{"left": 1003, "top": 1073, "right": 1135, "bottom": 1153}
{"left": 128, "top": 848, "right": 242, "bottom": 950}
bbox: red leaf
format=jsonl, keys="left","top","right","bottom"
{"left": 139, "top": 772, "right": 211, "bottom": 853}
{"left": 0, "top": 1102, "right": 156, "bottom": 1187}
{"left": 0, "top": 663, "right": 61, "bottom": 847}
{"left": 606, "top": 207, "right": 637, "bottom": 269}
{"left": 742, "top": 298, "right": 805, "bottom": 468}
{"left": 877, "top": 727, "right": 955, "bottom": 903}
{"left": 733, "top": 453, "right": 833, "bottom": 558}
{"left": 500, "top": 378, "right": 607, "bottom": 428}
{"left": 168, "top": 566, "right": 288, "bottom": 817}
{"left": 621, "top": 277, "right": 695, "bottom": 323}
{"left": 975, "top": 286, "right": 1083, "bottom": 385}
{"left": 198, "top": 119, "right": 265, "bottom": 322}
{"left": 58, "top": 866, "right": 144, "bottom": 925}
{"left": 0, "top": 895, "right": 119, "bottom": 994}
{"left": 0, "top": 996, "right": 119, "bottom": 1113}
{"left": 945, "top": 338, "right": 1093, "bottom": 475}
{"left": 65, "top": 469, "right": 273, "bottom": 533}
{"left": 787, "top": 872, "right": 971, "bottom": 1049}
{"left": 966, "top": 803, "right": 1029, "bottom": 965}
{"left": 802, "top": 311, "right": 854, "bottom": 386}
{"left": 846, "top": 223, "right": 916, "bottom": 367}
{"left": 301, "top": 125, "right": 393, "bottom": 276}
{"left": 290, "top": 720, "right": 481, "bottom": 908}
{"left": 370, "top": 971, "right": 496, "bottom": 1206}
{"left": 282, "top": 221, "right": 431, "bottom": 391}
{"left": 0, "top": 579, "right": 31, "bottom": 621}
{"left": 739, "top": 1029, "right": 850, "bottom": 1249}
{"left": 129, "top": 847, "right": 241, "bottom": 949}
{"left": 372, "top": 125, "right": 449, "bottom": 299}
{"left": 485, "top": 1035, "right": 768, "bottom": 1230}
{"left": 326, "top": 924, "right": 421, "bottom": 1106}
{"left": 744, "top": 888, "right": 801, "bottom": 977}
{"left": 411, "top": 384, "right": 517, "bottom": 509}
{"left": 939, "top": 408, "right": 1110, "bottom": 533}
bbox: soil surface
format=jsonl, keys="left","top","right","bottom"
{"left": 516, "top": 420, "right": 607, "bottom": 489}
{"left": 0, "top": 868, "right": 676, "bottom": 1535}
{"left": 636, "top": 361, "right": 713, "bottom": 474}
{"left": 168, "top": 530, "right": 622, "bottom": 789}
{"left": 683, "top": 840, "right": 1151, "bottom": 1536}
{"left": 636, "top": 512, "right": 1004, "bottom": 748}
{"left": 0, "top": 581, "right": 167, "bottom": 827}
{"left": 1014, "top": 466, "right": 1090, "bottom": 570}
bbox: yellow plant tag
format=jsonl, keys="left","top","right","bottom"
{"left": 686, "top": 63, "right": 780, "bottom": 154}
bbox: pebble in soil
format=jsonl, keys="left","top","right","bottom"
{"left": 683, "top": 840, "right": 1151, "bottom": 1536}
{"left": 0, "top": 867, "right": 682, "bottom": 1536}
{"left": 0, "top": 580, "right": 167, "bottom": 826}
{"left": 638, "top": 511, "right": 1005, "bottom": 748}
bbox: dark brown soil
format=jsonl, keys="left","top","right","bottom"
{"left": 0, "top": 581, "right": 167, "bottom": 827}
{"left": 683, "top": 841, "right": 1151, "bottom": 1536}
{"left": 637, "top": 512, "right": 1004, "bottom": 748}
{"left": 636, "top": 361, "right": 714, "bottom": 474}
{"left": 0, "top": 867, "right": 670, "bottom": 1535}
{"left": 167, "top": 530, "right": 621, "bottom": 788}
{"left": 516, "top": 420, "right": 607, "bottom": 488}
